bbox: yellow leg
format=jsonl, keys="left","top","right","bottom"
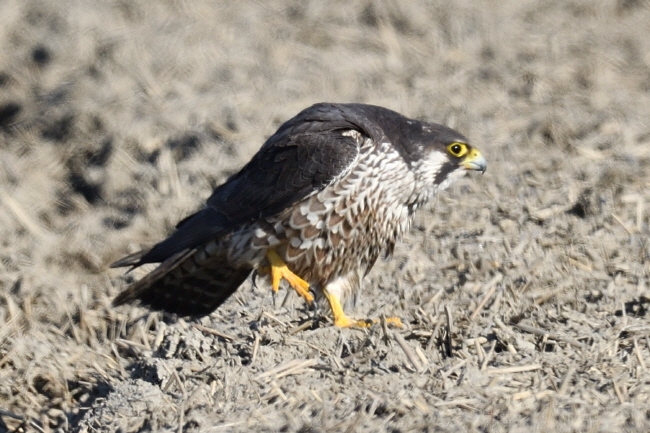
{"left": 323, "top": 290, "right": 370, "bottom": 327}
{"left": 266, "top": 249, "right": 314, "bottom": 304}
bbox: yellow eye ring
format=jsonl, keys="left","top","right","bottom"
{"left": 447, "top": 142, "right": 468, "bottom": 158}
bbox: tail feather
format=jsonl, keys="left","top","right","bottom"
{"left": 112, "top": 247, "right": 252, "bottom": 317}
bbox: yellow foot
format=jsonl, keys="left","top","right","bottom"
{"left": 323, "top": 289, "right": 402, "bottom": 328}
{"left": 334, "top": 315, "right": 374, "bottom": 328}
{"left": 265, "top": 249, "right": 313, "bottom": 304}
{"left": 383, "top": 317, "right": 403, "bottom": 327}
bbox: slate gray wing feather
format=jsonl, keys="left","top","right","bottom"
{"left": 112, "top": 104, "right": 367, "bottom": 315}
{"left": 124, "top": 105, "right": 365, "bottom": 268}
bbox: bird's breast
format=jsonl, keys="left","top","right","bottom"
{"left": 246, "top": 144, "right": 420, "bottom": 286}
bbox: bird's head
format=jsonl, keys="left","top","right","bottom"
{"left": 408, "top": 122, "right": 486, "bottom": 192}
{"left": 344, "top": 105, "right": 486, "bottom": 198}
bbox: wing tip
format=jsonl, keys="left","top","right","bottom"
{"left": 110, "top": 250, "right": 148, "bottom": 269}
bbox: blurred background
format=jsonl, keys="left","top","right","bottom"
{"left": 0, "top": 0, "right": 649, "bottom": 431}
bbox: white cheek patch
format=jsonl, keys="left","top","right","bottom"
{"left": 408, "top": 150, "right": 469, "bottom": 206}
{"left": 417, "top": 151, "right": 449, "bottom": 185}
{"left": 438, "top": 168, "right": 467, "bottom": 191}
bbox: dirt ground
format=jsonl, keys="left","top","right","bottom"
{"left": 0, "top": 0, "right": 649, "bottom": 431}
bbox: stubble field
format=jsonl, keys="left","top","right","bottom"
{"left": 0, "top": 1, "right": 649, "bottom": 431}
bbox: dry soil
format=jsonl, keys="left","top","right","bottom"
{"left": 0, "top": 1, "right": 649, "bottom": 432}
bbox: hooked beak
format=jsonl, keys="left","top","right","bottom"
{"left": 462, "top": 148, "right": 487, "bottom": 173}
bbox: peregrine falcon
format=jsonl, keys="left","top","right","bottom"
{"left": 112, "top": 103, "right": 486, "bottom": 327}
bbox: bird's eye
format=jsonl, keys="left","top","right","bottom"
{"left": 447, "top": 142, "right": 468, "bottom": 158}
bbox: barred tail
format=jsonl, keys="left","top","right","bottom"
{"left": 112, "top": 248, "right": 252, "bottom": 317}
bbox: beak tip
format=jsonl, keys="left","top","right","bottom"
{"left": 463, "top": 152, "right": 487, "bottom": 173}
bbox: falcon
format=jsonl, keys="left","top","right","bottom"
{"left": 112, "top": 103, "right": 486, "bottom": 327}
